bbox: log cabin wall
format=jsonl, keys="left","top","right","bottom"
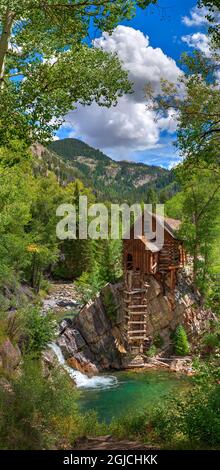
{"left": 158, "top": 231, "right": 181, "bottom": 271}
{"left": 123, "top": 237, "right": 184, "bottom": 276}
{"left": 123, "top": 214, "right": 186, "bottom": 355}
{"left": 123, "top": 239, "right": 150, "bottom": 275}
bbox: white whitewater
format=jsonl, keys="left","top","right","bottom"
{"left": 49, "top": 342, "right": 118, "bottom": 390}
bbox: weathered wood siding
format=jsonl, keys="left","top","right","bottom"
{"left": 123, "top": 213, "right": 185, "bottom": 278}
{"left": 123, "top": 239, "right": 150, "bottom": 274}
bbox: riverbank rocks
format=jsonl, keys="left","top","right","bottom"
{"left": 125, "top": 355, "right": 145, "bottom": 368}
{"left": 67, "top": 357, "right": 98, "bottom": 376}
{"left": 41, "top": 348, "right": 59, "bottom": 378}
{"left": 42, "top": 282, "right": 81, "bottom": 314}
{"left": 0, "top": 338, "right": 21, "bottom": 371}
{"left": 57, "top": 284, "right": 125, "bottom": 372}
{"left": 170, "top": 357, "right": 195, "bottom": 376}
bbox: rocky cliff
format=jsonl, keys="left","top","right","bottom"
{"left": 141, "top": 271, "right": 214, "bottom": 352}
{"left": 56, "top": 271, "right": 215, "bottom": 373}
{"left": 57, "top": 283, "right": 125, "bottom": 373}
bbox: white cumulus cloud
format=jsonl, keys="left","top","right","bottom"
{"left": 93, "top": 27, "right": 180, "bottom": 99}
{"left": 182, "top": 6, "right": 210, "bottom": 27}
{"left": 63, "top": 26, "right": 181, "bottom": 158}
{"left": 182, "top": 5, "right": 220, "bottom": 28}
{"left": 182, "top": 32, "right": 211, "bottom": 56}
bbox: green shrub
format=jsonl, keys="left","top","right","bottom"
{"left": 180, "top": 386, "right": 220, "bottom": 447}
{"left": 140, "top": 384, "right": 220, "bottom": 448}
{"left": 174, "top": 326, "right": 190, "bottom": 356}
{"left": 109, "top": 413, "right": 148, "bottom": 440}
{"left": 145, "top": 405, "right": 178, "bottom": 444}
{"left": 0, "top": 357, "right": 106, "bottom": 450}
{"left": 39, "top": 278, "right": 51, "bottom": 294}
{"left": 145, "top": 345, "right": 157, "bottom": 358}
{"left": 102, "top": 289, "right": 117, "bottom": 321}
{"left": 154, "top": 334, "right": 164, "bottom": 349}
{"left": 0, "top": 358, "right": 79, "bottom": 449}
{"left": 205, "top": 276, "right": 220, "bottom": 316}
{"left": 0, "top": 323, "right": 7, "bottom": 346}
{"left": 0, "top": 311, "right": 23, "bottom": 346}
{"left": 202, "top": 333, "right": 220, "bottom": 354}
{"left": 75, "top": 268, "right": 104, "bottom": 304}
{"left": 21, "top": 307, "right": 57, "bottom": 357}
{"left": 0, "top": 295, "right": 10, "bottom": 312}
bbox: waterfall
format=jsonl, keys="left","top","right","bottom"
{"left": 49, "top": 342, "right": 118, "bottom": 390}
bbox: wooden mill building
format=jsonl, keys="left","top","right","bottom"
{"left": 123, "top": 212, "right": 186, "bottom": 354}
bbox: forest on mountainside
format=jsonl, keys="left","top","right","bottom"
{"left": 0, "top": 0, "right": 219, "bottom": 452}
{"left": 49, "top": 138, "right": 176, "bottom": 203}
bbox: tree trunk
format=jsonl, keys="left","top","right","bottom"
{"left": 192, "top": 208, "right": 200, "bottom": 296}
{"left": 193, "top": 236, "right": 201, "bottom": 299}
{"left": 0, "top": 8, "right": 14, "bottom": 87}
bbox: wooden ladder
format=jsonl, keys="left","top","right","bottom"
{"left": 124, "top": 271, "right": 149, "bottom": 354}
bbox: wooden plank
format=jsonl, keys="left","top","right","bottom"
{"left": 128, "top": 336, "right": 145, "bottom": 340}
{"left": 126, "top": 311, "right": 147, "bottom": 315}
{"left": 126, "top": 317, "right": 147, "bottom": 325}
{"left": 124, "top": 297, "right": 143, "bottom": 302}
{"left": 128, "top": 330, "right": 146, "bottom": 334}
{"left": 125, "top": 311, "right": 147, "bottom": 315}
{"left": 125, "top": 307, "right": 147, "bottom": 311}
{"left": 124, "top": 289, "right": 146, "bottom": 294}
{"left": 125, "top": 315, "right": 147, "bottom": 320}
{"left": 128, "top": 305, "right": 148, "bottom": 309}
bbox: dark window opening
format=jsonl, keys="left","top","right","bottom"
{"left": 127, "top": 253, "right": 133, "bottom": 270}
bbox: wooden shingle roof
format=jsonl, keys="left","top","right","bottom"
{"left": 163, "top": 216, "right": 182, "bottom": 237}
{"left": 125, "top": 211, "right": 182, "bottom": 241}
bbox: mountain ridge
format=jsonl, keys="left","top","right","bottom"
{"left": 48, "top": 138, "right": 176, "bottom": 203}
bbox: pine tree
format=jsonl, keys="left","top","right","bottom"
{"left": 53, "top": 180, "right": 95, "bottom": 280}
{"left": 174, "top": 326, "right": 190, "bottom": 356}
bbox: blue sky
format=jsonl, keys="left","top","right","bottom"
{"left": 122, "top": 0, "right": 198, "bottom": 61}
{"left": 57, "top": 0, "right": 209, "bottom": 169}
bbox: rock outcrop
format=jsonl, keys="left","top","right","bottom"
{"left": 41, "top": 348, "right": 59, "bottom": 378}
{"left": 67, "top": 357, "right": 98, "bottom": 376}
{"left": 57, "top": 283, "right": 125, "bottom": 372}
{"left": 55, "top": 271, "right": 214, "bottom": 372}
{"left": 0, "top": 338, "right": 21, "bottom": 371}
{"left": 143, "top": 271, "right": 214, "bottom": 352}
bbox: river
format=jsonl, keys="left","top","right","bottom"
{"left": 50, "top": 342, "right": 190, "bottom": 423}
